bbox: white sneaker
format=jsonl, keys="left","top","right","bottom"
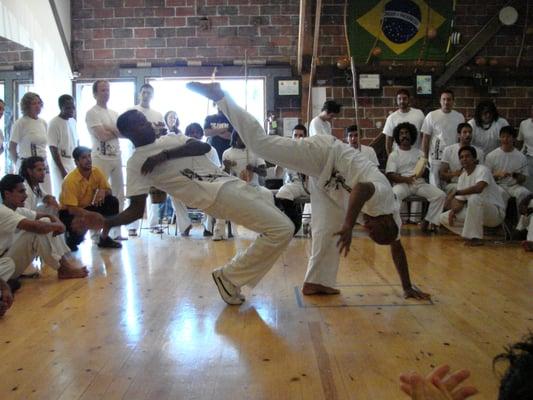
{"left": 211, "top": 268, "right": 244, "bottom": 305}
{"left": 212, "top": 220, "right": 226, "bottom": 241}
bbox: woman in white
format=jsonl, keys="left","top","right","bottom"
{"left": 9, "top": 92, "right": 52, "bottom": 193}
{"left": 469, "top": 100, "right": 509, "bottom": 155}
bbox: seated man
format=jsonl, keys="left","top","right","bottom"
{"left": 440, "top": 146, "right": 506, "bottom": 246}
{"left": 59, "top": 146, "right": 121, "bottom": 251}
{"left": 85, "top": 110, "right": 294, "bottom": 306}
{"left": 485, "top": 125, "right": 531, "bottom": 206}
{"left": 386, "top": 122, "right": 446, "bottom": 232}
{"left": 187, "top": 82, "right": 430, "bottom": 300}
{"left": 274, "top": 124, "right": 309, "bottom": 235}
{"left": 440, "top": 122, "right": 485, "bottom": 194}
{"left": 0, "top": 174, "right": 88, "bottom": 293}
{"left": 20, "top": 156, "right": 60, "bottom": 215}
{"left": 516, "top": 193, "right": 533, "bottom": 252}
{"left": 346, "top": 124, "right": 379, "bottom": 166}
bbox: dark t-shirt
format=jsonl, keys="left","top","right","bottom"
{"left": 204, "top": 113, "right": 232, "bottom": 162}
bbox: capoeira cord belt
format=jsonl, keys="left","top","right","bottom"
{"left": 324, "top": 169, "right": 352, "bottom": 193}
{"left": 181, "top": 168, "right": 227, "bottom": 183}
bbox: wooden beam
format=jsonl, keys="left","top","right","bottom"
{"left": 435, "top": 0, "right": 517, "bottom": 88}
{"left": 298, "top": 0, "right": 316, "bottom": 124}
{"left": 306, "top": 0, "right": 322, "bottom": 125}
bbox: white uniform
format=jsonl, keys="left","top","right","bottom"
{"left": 485, "top": 147, "right": 530, "bottom": 206}
{"left": 440, "top": 143, "right": 485, "bottom": 193}
{"left": 48, "top": 116, "right": 78, "bottom": 197}
{"left": 0, "top": 128, "right": 4, "bottom": 176}
{"left": 383, "top": 107, "right": 425, "bottom": 149}
{"left": 217, "top": 96, "right": 400, "bottom": 288}
{"left": 518, "top": 117, "right": 533, "bottom": 191}
{"left": 439, "top": 164, "right": 506, "bottom": 239}
{"left": 11, "top": 116, "right": 52, "bottom": 193}
{"left": 276, "top": 169, "right": 308, "bottom": 201}
{"left": 469, "top": 117, "right": 509, "bottom": 156}
{"left": 0, "top": 205, "right": 71, "bottom": 280}
{"left": 309, "top": 116, "right": 331, "bottom": 136}
{"left": 126, "top": 134, "right": 293, "bottom": 288}
{"left": 421, "top": 109, "right": 465, "bottom": 187}
{"left": 386, "top": 148, "right": 446, "bottom": 225}
{"left": 353, "top": 144, "right": 379, "bottom": 166}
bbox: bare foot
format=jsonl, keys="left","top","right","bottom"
{"left": 464, "top": 238, "right": 483, "bottom": 247}
{"left": 302, "top": 282, "right": 340, "bottom": 295}
{"left": 522, "top": 241, "right": 533, "bottom": 252}
{"left": 186, "top": 82, "right": 224, "bottom": 101}
{"left": 57, "top": 258, "right": 88, "bottom": 279}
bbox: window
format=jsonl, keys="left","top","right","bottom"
{"left": 147, "top": 77, "right": 265, "bottom": 133}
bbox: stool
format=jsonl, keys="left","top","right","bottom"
{"left": 401, "top": 195, "right": 429, "bottom": 223}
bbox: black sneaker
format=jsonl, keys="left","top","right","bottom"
{"left": 97, "top": 236, "right": 122, "bottom": 249}
{"left": 203, "top": 229, "right": 213, "bottom": 237}
{"left": 7, "top": 279, "right": 21, "bottom": 294}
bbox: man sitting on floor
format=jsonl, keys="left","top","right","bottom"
{"left": 0, "top": 174, "right": 88, "bottom": 292}
{"left": 386, "top": 122, "right": 446, "bottom": 232}
{"left": 440, "top": 146, "right": 506, "bottom": 246}
{"left": 186, "top": 82, "right": 430, "bottom": 300}
{"left": 83, "top": 110, "right": 294, "bottom": 306}
{"left": 440, "top": 122, "right": 485, "bottom": 194}
{"left": 59, "top": 146, "right": 121, "bottom": 251}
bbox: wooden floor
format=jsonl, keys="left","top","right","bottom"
{"left": 0, "top": 224, "right": 531, "bottom": 399}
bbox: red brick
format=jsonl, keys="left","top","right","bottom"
{"left": 124, "top": 0, "right": 142, "bottom": 6}
{"left": 155, "top": 8, "right": 175, "bottom": 17}
{"left": 84, "top": 39, "right": 105, "bottom": 49}
{"left": 124, "top": 38, "right": 146, "bottom": 47}
{"left": 92, "top": 29, "right": 113, "bottom": 39}
{"left": 175, "top": 7, "right": 195, "bottom": 16}
{"left": 94, "top": 49, "right": 114, "bottom": 59}
{"left": 164, "top": 17, "right": 186, "bottom": 27}
{"left": 94, "top": 8, "right": 114, "bottom": 18}
{"left": 115, "top": 8, "right": 135, "bottom": 17}
{"left": 135, "top": 48, "right": 156, "bottom": 58}
{"left": 134, "top": 28, "right": 155, "bottom": 38}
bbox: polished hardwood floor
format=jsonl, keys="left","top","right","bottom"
{"left": 0, "top": 224, "right": 531, "bottom": 399}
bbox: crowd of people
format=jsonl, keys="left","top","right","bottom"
{"left": 0, "top": 80, "right": 531, "bottom": 398}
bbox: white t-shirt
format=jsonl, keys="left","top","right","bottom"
{"left": 386, "top": 147, "right": 423, "bottom": 177}
{"left": 383, "top": 107, "right": 425, "bottom": 149}
{"left": 11, "top": 116, "right": 48, "bottom": 158}
{"left": 309, "top": 116, "right": 331, "bottom": 136}
{"left": 353, "top": 145, "right": 379, "bottom": 166}
{"left": 85, "top": 105, "right": 121, "bottom": 159}
{"left": 456, "top": 164, "right": 505, "bottom": 209}
{"left": 23, "top": 181, "right": 48, "bottom": 211}
{"left": 131, "top": 105, "right": 164, "bottom": 125}
{"left": 48, "top": 116, "right": 78, "bottom": 159}
{"left": 485, "top": 147, "right": 529, "bottom": 186}
{"left": 126, "top": 134, "right": 237, "bottom": 209}
{"left": 469, "top": 117, "right": 509, "bottom": 155}
{"left": 518, "top": 118, "right": 533, "bottom": 157}
{"left": 207, "top": 147, "right": 221, "bottom": 167}
{"left": 222, "top": 147, "right": 265, "bottom": 186}
{"left": 0, "top": 204, "right": 36, "bottom": 255}
{"left": 421, "top": 109, "right": 465, "bottom": 160}
{"left": 441, "top": 143, "right": 485, "bottom": 183}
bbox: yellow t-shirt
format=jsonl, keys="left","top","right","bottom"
{"left": 60, "top": 167, "right": 111, "bottom": 208}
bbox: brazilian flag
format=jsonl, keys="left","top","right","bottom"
{"left": 346, "top": 0, "right": 454, "bottom": 62}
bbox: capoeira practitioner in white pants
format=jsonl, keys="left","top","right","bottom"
{"left": 85, "top": 109, "right": 294, "bottom": 306}
{"left": 188, "top": 82, "right": 430, "bottom": 300}
{"left": 515, "top": 193, "right": 533, "bottom": 252}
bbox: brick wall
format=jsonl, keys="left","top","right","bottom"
{"left": 71, "top": 0, "right": 533, "bottom": 141}
{"left": 71, "top": 0, "right": 300, "bottom": 73}
{"left": 0, "top": 37, "right": 33, "bottom": 70}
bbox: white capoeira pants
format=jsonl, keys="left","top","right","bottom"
{"left": 171, "top": 197, "right": 192, "bottom": 233}
{"left": 4, "top": 221, "right": 70, "bottom": 279}
{"left": 217, "top": 96, "right": 351, "bottom": 288}
{"left": 393, "top": 180, "right": 446, "bottom": 225}
{"left": 204, "top": 180, "right": 293, "bottom": 287}
{"left": 498, "top": 184, "right": 531, "bottom": 208}
{"left": 440, "top": 195, "right": 505, "bottom": 239}
{"left": 92, "top": 154, "right": 124, "bottom": 237}
{"left": 50, "top": 156, "right": 75, "bottom": 198}
{"left": 516, "top": 199, "right": 533, "bottom": 241}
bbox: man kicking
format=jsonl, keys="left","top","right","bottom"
{"left": 85, "top": 109, "right": 293, "bottom": 306}
{"left": 186, "top": 82, "right": 430, "bottom": 300}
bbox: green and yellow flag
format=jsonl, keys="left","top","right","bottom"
{"left": 346, "top": 0, "right": 454, "bottom": 62}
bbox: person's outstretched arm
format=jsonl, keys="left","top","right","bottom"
{"left": 141, "top": 140, "right": 211, "bottom": 174}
